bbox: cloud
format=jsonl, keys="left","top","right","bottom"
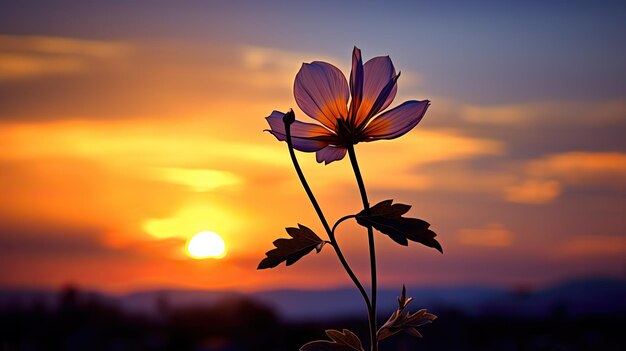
{"left": 142, "top": 205, "right": 241, "bottom": 241}
{"left": 462, "top": 104, "right": 529, "bottom": 125}
{"left": 149, "top": 167, "right": 242, "bottom": 192}
{"left": 0, "top": 53, "right": 87, "bottom": 79}
{"left": 456, "top": 223, "right": 513, "bottom": 247}
{"left": 240, "top": 46, "right": 337, "bottom": 88}
{"left": 461, "top": 100, "right": 626, "bottom": 126}
{"left": 0, "top": 119, "right": 287, "bottom": 168}
{"left": 0, "top": 218, "right": 115, "bottom": 258}
{"left": 503, "top": 152, "right": 626, "bottom": 204}
{"left": 526, "top": 152, "right": 626, "bottom": 188}
{"left": 0, "top": 157, "right": 190, "bottom": 248}
{"left": 395, "top": 150, "right": 625, "bottom": 203}
{"left": 504, "top": 179, "right": 561, "bottom": 204}
{"left": 0, "top": 34, "right": 129, "bottom": 80}
{"left": 354, "top": 128, "right": 505, "bottom": 190}
{"left": 558, "top": 235, "right": 626, "bottom": 257}
{"left": 0, "top": 35, "right": 129, "bottom": 57}
{"left": 0, "top": 117, "right": 504, "bottom": 194}
{"left": 0, "top": 42, "right": 309, "bottom": 120}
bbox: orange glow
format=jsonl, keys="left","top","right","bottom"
{"left": 1, "top": 30, "right": 623, "bottom": 294}
{"left": 142, "top": 205, "right": 239, "bottom": 241}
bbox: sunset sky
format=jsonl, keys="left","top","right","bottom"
{"left": 1, "top": 0, "right": 625, "bottom": 293}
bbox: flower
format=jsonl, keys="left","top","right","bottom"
{"left": 266, "top": 47, "right": 430, "bottom": 164}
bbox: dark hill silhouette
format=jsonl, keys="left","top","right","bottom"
{"left": 1, "top": 277, "right": 624, "bottom": 350}
{"left": 2, "top": 277, "right": 624, "bottom": 320}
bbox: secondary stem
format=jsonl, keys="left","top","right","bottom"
{"left": 331, "top": 214, "right": 356, "bottom": 234}
{"left": 283, "top": 117, "right": 372, "bottom": 315}
{"left": 347, "top": 143, "right": 378, "bottom": 351}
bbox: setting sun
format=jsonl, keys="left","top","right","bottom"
{"left": 186, "top": 231, "right": 227, "bottom": 259}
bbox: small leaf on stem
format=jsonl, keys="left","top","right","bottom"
{"left": 257, "top": 224, "right": 326, "bottom": 269}
{"left": 356, "top": 199, "right": 443, "bottom": 253}
{"left": 377, "top": 285, "right": 437, "bottom": 341}
{"left": 300, "top": 329, "right": 364, "bottom": 351}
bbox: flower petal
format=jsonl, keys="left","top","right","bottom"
{"left": 316, "top": 145, "right": 347, "bottom": 164}
{"left": 294, "top": 61, "right": 349, "bottom": 130}
{"left": 354, "top": 56, "right": 398, "bottom": 126}
{"left": 265, "top": 111, "right": 335, "bottom": 152}
{"left": 362, "top": 100, "right": 430, "bottom": 140}
{"left": 348, "top": 46, "right": 363, "bottom": 124}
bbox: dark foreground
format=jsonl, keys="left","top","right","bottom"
{"left": 0, "top": 286, "right": 624, "bottom": 351}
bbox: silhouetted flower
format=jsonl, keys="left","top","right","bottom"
{"left": 266, "top": 47, "right": 430, "bottom": 164}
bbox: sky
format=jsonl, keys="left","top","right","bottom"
{"left": 0, "top": 0, "right": 625, "bottom": 293}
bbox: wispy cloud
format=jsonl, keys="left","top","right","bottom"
{"left": 500, "top": 151, "right": 626, "bottom": 204}
{"left": 0, "top": 35, "right": 129, "bottom": 56}
{"left": 142, "top": 205, "right": 241, "bottom": 241}
{"left": 240, "top": 46, "right": 338, "bottom": 89}
{"left": 526, "top": 152, "right": 626, "bottom": 188}
{"left": 0, "top": 35, "right": 129, "bottom": 80}
{"left": 149, "top": 167, "right": 242, "bottom": 192}
{"left": 356, "top": 128, "right": 505, "bottom": 190}
{"left": 504, "top": 179, "right": 562, "bottom": 204}
{"left": 461, "top": 100, "right": 626, "bottom": 126}
{"left": 504, "top": 151, "right": 626, "bottom": 204}
{"left": 0, "top": 53, "right": 88, "bottom": 79}
{"left": 0, "top": 119, "right": 287, "bottom": 167}
{"left": 456, "top": 223, "right": 513, "bottom": 247}
{"left": 558, "top": 235, "right": 626, "bottom": 256}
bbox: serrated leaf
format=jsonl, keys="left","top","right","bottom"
{"left": 377, "top": 286, "right": 437, "bottom": 341}
{"left": 356, "top": 200, "right": 443, "bottom": 253}
{"left": 300, "top": 329, "right": 364, "bottom": 351}
{"left": 257, "top": 224, "right": 325, "bottom": 269}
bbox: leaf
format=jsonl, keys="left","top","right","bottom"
{"left": 377, "top": 285, "right": 437, "bottom": 341}
{"left": 356, "top": 200, "right": 443, "bottom": 253}
{"left": 300, "top": 329, "right": 364, "bottom": 351}
{"left": 257, "top": 224, "right": 326, "bottom": 269}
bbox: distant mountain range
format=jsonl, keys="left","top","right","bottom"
{"left": 1, "top": 277, "right": 624, "bottom": 321}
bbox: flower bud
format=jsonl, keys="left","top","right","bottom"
{"left": 283, "top": 109, "right": 295, "bottom": 125}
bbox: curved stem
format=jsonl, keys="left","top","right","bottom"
{"left": 347, "top": 143, "right": 378, "bottom": 351}
{"left": 283, "top": 117, "right": 372, "bottom": 314}
{"left": 331, "top": 214, "right": 357, "bottom": 234}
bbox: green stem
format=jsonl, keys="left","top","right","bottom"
{"left": 283, "top": 117, "right": 372, "bottom": 315}
{"left": 347, "top": 143, "right": 378, "bottom": 351}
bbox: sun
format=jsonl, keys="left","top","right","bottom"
{"left": 186, "top": 231, "right": 227, "bottom": 259}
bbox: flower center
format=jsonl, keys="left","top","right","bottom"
{"left": 336, "top": 118, "right": 357, "bottom": 146}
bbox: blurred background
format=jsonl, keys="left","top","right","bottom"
{"left": 1, "top": 0, "right": 624, "bottom": 349}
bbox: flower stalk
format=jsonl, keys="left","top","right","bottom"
{"left": 283, "top": 112, "right": 372, "bottom": 317}
{"left": 347, "top": 143, "right": 378, "bottom": 351}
